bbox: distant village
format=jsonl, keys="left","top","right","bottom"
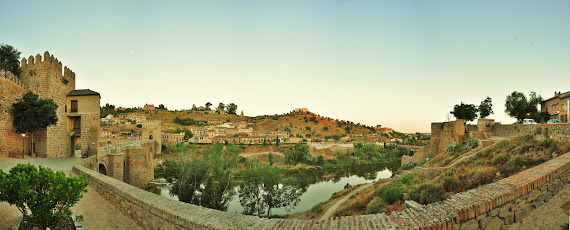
{"left": 98, "top": 104, "right": 416, "bottom": 146}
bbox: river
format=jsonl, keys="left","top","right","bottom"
{"left": 158, "top": 161, "right": 400, "bottom": 216}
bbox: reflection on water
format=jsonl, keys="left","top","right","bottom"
{"left": 159, "top": 161, "right": 400, "bottom": 216}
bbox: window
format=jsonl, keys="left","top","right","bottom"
{"left": 73, "top": 119, "right": 81, "bottom": 130}
{"left": 71, "top": 100, "right": 78, "bottom": 113}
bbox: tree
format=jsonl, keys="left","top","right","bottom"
{"left": 0, "top": 44, "right": 22, "bottom": 77}
{"left": 158, "top": 104, "right": 167, "bottom": 110}
{"left": 450, "top": 102, "right": 478, "bottom": 122}
{"left": 240, "top": 110, "right": 244, "bottom": 116}
{"left": 192, "top": 104, "right": 197, "bottom": 110}
{"left": 0, "top": 164, "right": 87, "bottom": 229}
{"left": 505, "top": 91, "right": 543, "bottom": 121}
{"left": 205, "top": 102, "right": 212, "bottom": 110}
{"left": 226, "top": 103, "right": 238, "bottom": 115}
{"left": 238, "top": 163, "right": 302, "bottom": 217}
{"left": 11, "top": 91, "right": 58, "bottom": 153}
{"left": 479, "top": 97, "right": 493, "bottom": 118}
{"left": 100, "top": 103, "right": 116, "bottom": 118}
{"left": 154, "top": 143, "right": 240, "bottom": 211}
{"left": 268, "top": 152, "right": 274, "bottom": 166}
{"left": 216, "top": 103, "right": 226, "bottom": 114}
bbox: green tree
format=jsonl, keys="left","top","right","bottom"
{"left": 216, "top": 102, "right": 226, "bottom": 114}
{"left": 0, "top": 164, "right": 87, "bottom": 229}
{"left": 478, "top": 97, "right": 493, "bottom": 118}
{"left": 158, "top": 104, "right": 167, "bottom": 110}
{"left": 505, "top": 91, "right": 543, "bottom": 121}
{"left": 450, "top": 102, "right": 478, "bottom": 121}
{"left": 136, "top": 124, "right": 142, "bottom": 128}
{"left": 154, "top": 143, "right": 240, "bottom": 210}
{"left": 268, "top": 152, "right": 274, "bottom": 166}
{"left": 205, "top": 102, "right": 212, "bottom": 110}
{"left": 100, "top": 103, "right": 116, "bottom": 118}
{"left": 192, "top": 104, "right": 197, "bottom": 110}
{"left": 238, "top": 163, "right": 302, "bottom": 217}
{"left": 0, "top": 44, "right": 22, "bottom": 77}
{"left": 226, "top": 103, "right": 238, "bottom": 115}
{"left": 11, "top": 91, "right": 58, "bottom": 153}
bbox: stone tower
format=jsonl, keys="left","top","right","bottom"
{"left": 142, "top": 120, "right": 162, "bottom": 154}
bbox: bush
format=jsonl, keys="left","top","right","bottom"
{"left": 538, "top": 138, "right": 557, "bottom": 152}
{"left": 375, "top": 182, "right": 403, "bottom": 204}
{"left": 477, "top": 149, "right": 493, "bottom": 158}
{"left": 492, "top": 153, "right": 509, "bottom": 166}
{"left": 516, "top": 134, "right": 535, "bottom": 142}
{"left": 408, "top": 181, "right": 444, "bottom": 205}
{"left": 366, "top": 197, "right": 387, "bottom": 214}
{"left": 399, "top": 174, "right": 418, "bottom": 186}
{"left": 443, "top": 176, "right": 460, "bottom": 192}
{"left": 402, "top": 161, "right": 418, "bottom": 170}
{"left": 473, "top": 159, "right": 487, "bottom": 166}
{"left": 500, "top": 155, "right": 527, "bottom": 176}
{"left": 467, "top": 170, "right": 495, "bottom": 189}
{"left": 0, "top": 164, "right": 88, "bottom": 229}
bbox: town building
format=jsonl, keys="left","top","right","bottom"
{"left": 541, "top": 91, "right": 570, "bottom": 123}
{"left": 143, "top": 104, "right": 156, "bottom": 110}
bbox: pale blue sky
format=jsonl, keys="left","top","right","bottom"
{"left": 2, "top": 1, "right": 569, "bottom": 132}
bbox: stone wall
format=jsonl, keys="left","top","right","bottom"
{"left": 413, "top": 120, "right": 466, "bottom": 163}
{"left": 494, "top": 124, "right": 570, "bottom": 140}
{"left": 98, "top": 140, "right": 158, "bottom": 188}
{"left": 74, "top": 143, "right": 570, "bottom": 229}
{"left": 18, "top": 52, "right": 76, "bottom": 158}
{"left": 0, "top": 70, "right": 26, "bottom": 156}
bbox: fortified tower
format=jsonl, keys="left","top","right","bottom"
{"left": 0, "top": 51, "right": 99, "bottom": 158}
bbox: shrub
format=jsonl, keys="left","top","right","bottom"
{"left": 516, "top": 134, "right": 534, "bottom": 142}
{"left": 500, "top": 155, "right": 527, "bottom": 176}
{"left": 375, "top": 182, "right": 403, "bottom": 204}
{"left": 309, "top": 203, "right": 323, "bottom": 217}
{"left": 473, "top": 159, "right": 487, "bottom": 166}
{"left": 443, "top": 176, "right": 460, "bottom": 192}
{"left": 537, "top": 138, "right": 557, "bottom": 152}
{"left": 366, "top": 197, "right": 387, "bottom": 214}
{"left": 477, "top": 149, "right": 493, "bottom": 158}
{"left": 492, "top": 153, "right": 509, "bottom": 166}
{"left": 497, "top": 140, "right": 510, "bottom": 149}
{"left": 408, "top": 181, "right": 444, "bottom": 205}
{"left": 402, "top": 161, "right": 418, "bottom": 170}
{"left": 0, "top": 164, "right": 88, "bottom": 229}
{"left": 467, "top": 170, "right": 495, "bottom": 189}
{"left": 399, "top": 174, "right": 418, "bottom": 186}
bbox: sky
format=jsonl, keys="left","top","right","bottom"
{"left": 2, "top": 1, "right": 570, "bottom": 133}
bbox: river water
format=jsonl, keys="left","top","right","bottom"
{"left": 159, "top": 161, "right": 400, "bottom": 216}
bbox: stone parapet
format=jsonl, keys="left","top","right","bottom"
{"left": 494, "top": 124, "right": 570, "bottom": 140}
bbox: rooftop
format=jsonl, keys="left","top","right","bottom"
{"left": 67, "top": 89, "right": 100, "bottom": 97}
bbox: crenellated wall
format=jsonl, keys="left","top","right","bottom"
{"left": 0, "top": 70, "right": 27, "bottom": 157}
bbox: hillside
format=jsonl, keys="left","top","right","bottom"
{"left": 103, "top": 108, "right": 393, "bottom": 143}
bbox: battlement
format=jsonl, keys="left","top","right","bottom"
{"left": 20, "top": 51, "right": 75, "bottom": 83}
{"left": 143, "top": 120, "right": 161, "bottom": 128}
{"left": 0, "top": 69, "right": 26, "bottom": 89}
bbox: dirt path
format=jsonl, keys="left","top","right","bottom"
{"left": 240, "top": 151, "right": 284, "bottom": 158}
{"left": 319, "top": 183, "right": 373, "bottom": 220}
{"left": 509, "top": 184, "right": 570, "bottom": 230}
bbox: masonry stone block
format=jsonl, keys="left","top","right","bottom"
{"left": 526, "top": 190, "right": 541, "bottom": 202}
{"left": 510, "top": 204, "right": 519, "bottom": 212}
{"left": 479, "top": 216, "right": 493, "bottom": 229}
{"left": 460, "top": 219, "right": 479, "bottom": 230}
{"left": 505, "top": 213, "right": 514, "bottom": 225}
{"left": 514, "top": 204, "right": 531, "bottom": 222}
{"left": 484, "top": 218, "right": 503, "bottom": 230}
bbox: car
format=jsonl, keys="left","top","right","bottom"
{"left": 522, "top": 119, "right": 537, "bottom": 124}
{"left": 547, "top": 119, "right": 563, "bottom": 124}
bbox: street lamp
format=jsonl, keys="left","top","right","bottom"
{"left": 21, "top": 133, "right": 26, "bottom": 159}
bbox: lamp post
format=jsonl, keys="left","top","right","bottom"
{"left": 21, "top": 133, "right": 26, "bottom": 159}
